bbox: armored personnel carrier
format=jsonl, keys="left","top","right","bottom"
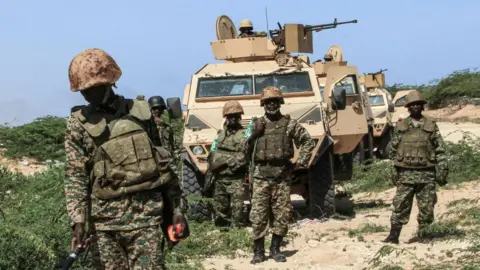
{"left": 180, "top": 15, "right": 367, "bottom": 220}
{"left": 359, "top": 70, "right": 395, "bottom": 159}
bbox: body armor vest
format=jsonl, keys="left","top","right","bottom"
{"left": 72, "top": 97, "right": 172, "bottom": 200}
{"left": 213, "top": 127, "right": 246, "bottom": 176}
{"left": 254, "top": 115, "right": 294, "bottom": 164}
{"left": 394, "top": 117, "right": 436, "bottom": 169}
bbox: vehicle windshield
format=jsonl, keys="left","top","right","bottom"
{"left": 196, "top": 76, "right": 253, "bottom": 98}
{"left": 368, "top": 95, "right": 385, "bottom": 106}
{"left": 395, "top": 96, "right": 407, "bottom": 106}
{"left": 334, "top": 76, "right": 357, "bottom": 95}
{"left": 255, "top": 72, "right": 312, "bottom": 94}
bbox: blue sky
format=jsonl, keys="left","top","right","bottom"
{"left": 0, "top": 0, "right": 477, "bottom": 125}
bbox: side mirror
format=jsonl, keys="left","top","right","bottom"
{"left": 332, "top": 88, "right": 347, "bottom": 110}
{"left": 166, "top": 97, "right": 183, "bottom": 119}
{"left": 388, "top": 103, "right": 394, "bottom": 113}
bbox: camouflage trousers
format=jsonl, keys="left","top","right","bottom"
{"left": 90, "top": 226, "right": 165, "bottom": 270}
{"left": 213, "top": 177, "right": 247, "bottom": 227}
{"left": 250, "top": 170, "right": 292, "bottom": 240}
{"left": 390, "top": 169, "right": 437, "bottom": 227}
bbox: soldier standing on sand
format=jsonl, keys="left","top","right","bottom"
{"left": 65, "top": 48, "right": 188, "bottom": 269}
{"left": 245, "top": 86, "right": 315, "bottom": 264}
{"left": 383, "top": 90, "right": 449, "bottom": 244}
{"left": 207, "top": 100, "right": 248, "bottom": 229}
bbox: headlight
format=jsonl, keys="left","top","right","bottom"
{"left": 192, "top": 146, "right": 205, "bottom": 155}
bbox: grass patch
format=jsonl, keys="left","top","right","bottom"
{"left": 348, "top": 223, "right": 388, "bottom": 238}
{"left": 418, "top": 221, "right": 466, "bottom": 241}
{"left": 348, "top": 135, "right": 480, "bottom": 194}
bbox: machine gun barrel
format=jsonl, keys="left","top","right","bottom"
{"left": 304, "top": 18, "right": 358, "bottom": 32}
{"left": 367, "top": 69, "right": 388, "bottom": 75}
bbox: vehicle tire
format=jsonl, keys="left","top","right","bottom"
{"left": 333, "top": 153, "right": 353, "bottom": 181}
{"left": 380, "top": 128, "right": 392, "bottom": 159}
{"left": 307, "top": 149, "right": 335, "bottom": 218}
{"left": 353, "top": 140, "right": 365, "bottom": 165}
{"left": 182, "top": 162, "right": 213, "bottom": 222}
{"left": 366, "top": 131, "right": 375, "bottom": 163}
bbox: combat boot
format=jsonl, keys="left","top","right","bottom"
{"left": 269, "top": 234, "right": 287, "bottom": 262}
{"left": 250, "top": 237, "right": 266, "bottom": 264}
{"left": 383, "top": 224, "right": 402, "bottom": 244}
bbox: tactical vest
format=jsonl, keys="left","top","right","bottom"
{"left": 394, "top": 118, "right": 436, "bottom": 169}
{"left": 254, "top": 115, "right": 294, "bottom": 164}
{"left": 213, "top": 127, "right": 246, "bottom": 176}
{"left": 72, "top": 97, "right": 172, "bottom": 200}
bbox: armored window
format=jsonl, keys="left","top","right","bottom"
{"left": 334, "top": 75, "right": 358, "bottom": 95}
{"left": 254, "top": 72, "right": 313, "bottom": 94}
{"left": 395, "top": 96, "right": 407, "bottom": 107}
{"left": 368, "top": 95, "right": 385, "bottom": 106}
{"left": 196, "top": 76, "right": 254, "bottom": 98}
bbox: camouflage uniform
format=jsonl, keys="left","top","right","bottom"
{"left": 384, "top": 90, "right": 449, "bottom": 244}
{"left": 209, "top": 126, "right": 248, "bottom": 228}
{"left": 246, "top": 115, "right": 315, "bottom": 240}
{"left": 65, "top": 48, "right": 185, "bottom": 269}
{"left": 388, "top": 116, "right": 447, "bottom": 227}
{"left": 153, "top": 112, "right": 175, "bottom": 153}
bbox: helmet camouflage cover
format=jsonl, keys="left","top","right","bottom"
{"left": 404, "top": 90, "right": 427, "bottom": 107}
{"left": 260, "top": 86, "right": 284, "bottom": 106}
{"left": 68, "top": 48, "right": 122, "bottom": 92}
{"left": 223, "top": 100, "right": 244, "bottom": 117}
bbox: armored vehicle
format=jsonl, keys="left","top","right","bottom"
{"left": 360, "top": 70, "right": 395, "bottom": 159}
{"left": 181, "top": 15, "right": 366, "bottom": 220}
{"left": 391, "top": 89, "right": 415, "bottom": 126}
{"left": 323, "top": 46, "right": 376, "bottom": 165}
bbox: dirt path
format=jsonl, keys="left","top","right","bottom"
{"left": 437, "top": 122, "right": 480, "bottom": 143}
{"left": 202, "top": 180, "right": 480, "bottom": 270}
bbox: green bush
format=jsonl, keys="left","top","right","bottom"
{"left": 0, "top": 116, "right": 67, "bottom": 161}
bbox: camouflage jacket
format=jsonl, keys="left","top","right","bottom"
{"left": 153, "top": 112, "right": 175, "bottom": 153}
{"left": 64, "top": 95, "right": 184, "bottom": 231}
{"left": 244, "top": 114, "right": 315, "bottom": 179}
{"left": 390, "top": 116, "right": 448, "bottom": 171}
{"left": 209, "top": 125, "right": 247, "bottom": 176}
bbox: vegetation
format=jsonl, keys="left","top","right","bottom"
{"left": 1, "top": 68, "right": 480, "bottom": 269}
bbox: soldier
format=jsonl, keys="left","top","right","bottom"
{"left": 383, "top": 90, "right": 449, "bottom": 244}
{"left": 238, "top": 19, "right": 256, "bottom": 38}
{"left": 148, "top": 96, "right": 175, "bottom": 153}
{"left": 245, "top": 86, "right": 315, "bottom": 264}
{"left": 208, "top": 100, "right": 248, "bottom": 229}
{"left": 65, "top": 48, "right": 188, "bottom": 269}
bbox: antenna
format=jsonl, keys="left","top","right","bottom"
{"left": 265, "top": 6, "right": 270, "bottom": 38}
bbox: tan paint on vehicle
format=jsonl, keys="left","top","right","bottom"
{"left": 182, "top": 15, "right": 361, "bottom": 183}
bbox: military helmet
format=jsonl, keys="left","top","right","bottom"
{"left": 260, "top": 86, "right": 284, "bottom": 106}
{"left": 148, "top": 96, "right": 167, "bottom": 109}
{"left": 239, "top": 19, "right": 253, "bottom": 29}
{"left": 68, "top": 48, "right": 122, "bottom": 92}
{"left": 222, "top": 100, "right": 244, "bottom": 117}
{"left": 404, "top": 90, "right": 427, "bottom": 107}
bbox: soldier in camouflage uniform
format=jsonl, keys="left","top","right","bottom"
{"left": 148, "top": 96, "right": 175, "bottom": 153}
{"left": 245, "top": 86, "right": 315, "bottom": 264}
{"left": 383, "top": 90, "right": 449, "bottom": 244}
{"left": 208, "top": 100, "right": 248, "bottom": 228}
{"left": 64, "top": 48, "right": 188, "bottom": 269}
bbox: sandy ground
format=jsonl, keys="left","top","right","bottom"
{"left": 202, "top": 180, "right": 480, "bottom": 270}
